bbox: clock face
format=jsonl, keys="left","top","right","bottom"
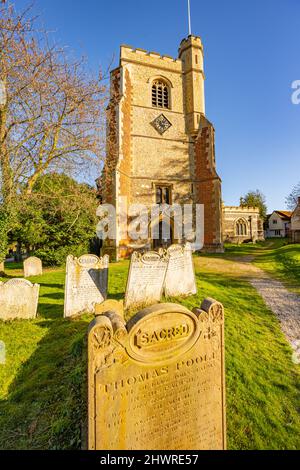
{"left": 151, "top": 114, "right": 172, "bottom": 135}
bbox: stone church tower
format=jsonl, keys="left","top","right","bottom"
{"left": 101, "top": 35, "right": 223, "bottom": 259}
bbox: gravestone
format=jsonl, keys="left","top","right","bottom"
{"left": 64, "top": 254, "right": 109, "bottom": 318}
{"left": 88, "top": 299, "right": 226, "bottom": 450}
{"left": 0, "top": 279, "right": 40, "bottom": 321}
{"left": 0, "top": 261, "right": 4, "bottom": 275}
{"left": 124, "top": 251, "right": 168, "bottom": 311}
{"left": 164, "top": 243, "right": 197, "bottom": 297}
{"left": 23, "top": 257, "right": 43, "bottom": 277}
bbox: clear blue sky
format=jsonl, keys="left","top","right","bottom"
{"left": 13, "top": 0, "right": 300, "bottom": 212}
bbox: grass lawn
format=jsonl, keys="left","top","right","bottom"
{"left": 253, "top": 242, "right": 300, "bottom": 294}
{"left": 219, "top": 239, "right": 300, "bottom": 294}
{"left": 0, "top": 245, "right": 300, "bottom": 450}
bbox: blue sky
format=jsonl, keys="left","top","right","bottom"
{"left": 13, "top": 0, "right": 300, "bottom": 211}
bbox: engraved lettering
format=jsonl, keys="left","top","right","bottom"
{"left": 135, "top": 324, "right": 190, "bottom": 349}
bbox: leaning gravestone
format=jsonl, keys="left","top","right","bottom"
{"left": 23, "top": 257, "right": 43, "bottom": 277}
{"left": 0, "top": 279, "right": 40, "bottom": 320}
{"left": 124, "top": 251, "right": 168, "bottom": 311}
{"left": 164, "top": 243, "right": 197, "bottom": 297}
{"left": 88, "top": 299, "right": 226, "bottom": 450}
{"left": 64, "top": 254, "right": 109, "bottom": 318}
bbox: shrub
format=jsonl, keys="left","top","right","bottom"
{"left": 34, "top": 244, "right": 89, "bottom": 267}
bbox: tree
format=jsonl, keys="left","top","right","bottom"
{"left": 0, "top": 4, "right": 107, "bottom": 261}
{"left": 0, "top": 209, "right": 8, "bottom": 263}
{"left": 240, "top": 190, "right": 267, "bottom": 219}
{"left": 11, "top": 173, "right": 99, "bottom": 265}
{"left": 286, "top": 182, "right": 300, "bottom": 211}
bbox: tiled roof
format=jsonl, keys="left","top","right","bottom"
{"left": 274, "top": 211, "right": 292, "bottom": 220}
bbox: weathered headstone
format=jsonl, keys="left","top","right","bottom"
{"left": 164, "top": 243, "right": 197, "bottom": 297}
{"left": 0, "top": 261, "right": 4, "bottom": 275}
{"left": 23, "top": 256, "right": 43, "bottom": 277}
{"left": 124, "top": 251, "right": 168, "bottom": 311}
{"left": 0, "top": 279, "right": 40, "bottom": 321}
{"left": 88, "top": 299, "right": 226, "bottom": 450}
{"left": 64, "top": 254, "right": 109, "bottom": 318}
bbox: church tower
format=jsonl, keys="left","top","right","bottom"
{"left": 101, "top": 35, "right": 223, "bottom": 260}
{"left": 179, "top": 36, "right": 205, "bottom": 135}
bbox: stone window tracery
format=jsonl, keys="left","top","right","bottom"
{"left": 236, "top": 219, "right": 248, "bottom": 236}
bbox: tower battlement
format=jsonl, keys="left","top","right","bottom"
{"left": 179, "top": 35, "right": 203, "bottom": 56}
{"left": 120, "top": 45, "right": 182, "bottom": 70}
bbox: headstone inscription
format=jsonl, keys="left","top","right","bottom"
{"left": 23, "top": 257, "right": 43, "bottom": 277}
{"left": 0, "top": 279, "right": 40, "bottom": 320}
{"left": 124, "top": 251, "right": 168, "bottom": 311}
{"left": 164, "top": 243, "right": 197, "bottom": 297}
{"left": 88, "top": 299, "right": 226, "bottom": 450}
{"left": 64, "top": 254, "right": 109, "bottom": 318}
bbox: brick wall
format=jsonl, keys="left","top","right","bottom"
{"left": 194, "top": 116, "right": 223, "bottom": 252}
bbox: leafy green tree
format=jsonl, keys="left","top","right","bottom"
{"left": 11, "top": 173, "right": 98, "bottom": 265}
{"left": 286, "top": 182, "right": 300, "bottom": 211}
{"left": 240, "top": 190, "right": 267, "bottom": 219}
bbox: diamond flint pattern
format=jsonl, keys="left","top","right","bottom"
{"left": 151, "top": 114, "right": 172, "bottom": 135}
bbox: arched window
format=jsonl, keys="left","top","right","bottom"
{"left": 152, "top": 80, "right": 170, "bottom": 109}
{"left": 236, "top": 219, "right": 248, "bottom": 236}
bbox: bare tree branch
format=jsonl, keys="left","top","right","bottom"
{"left": 0, "top": 4, "right": 108, "bottom": 205}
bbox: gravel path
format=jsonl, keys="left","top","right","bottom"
{"left": 250, "top": 277, "right": 300, "bottom": 364}
{"left": 200, "top": 251, "right": 300, "bottom": 364}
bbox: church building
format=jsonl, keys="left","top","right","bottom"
{"left": 100, "top": 35, "right": 223, "bottom": 260}
{"left": 222, "top": 205, "right": 265, "bottom": 244}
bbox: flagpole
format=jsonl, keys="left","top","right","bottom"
{"left": 188, "top": 0, "right": 192, "bottom": 36}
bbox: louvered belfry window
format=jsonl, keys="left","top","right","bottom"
{"left": 152, "top": 80, "right": 170, "bottom": 109}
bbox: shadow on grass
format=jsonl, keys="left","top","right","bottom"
{"left": 0, "top": 272, "right": 21, "bottom": 280}
{"left": 107, "top": 292, "right": 125, "bottom": 301}
{"left": 3, "top": 262, "right": 23, "bottom": 271}
{"left": 0, "top": 317, "right": 90, "bottom": 450}
{"left": 40, "top": 292, "right": 65, "bottom": 301}
{"left": 38, "top": 302, "right": 64, "bottom": 319}
{"left": 38, "top": 283, "right": 64, "bottom": 290}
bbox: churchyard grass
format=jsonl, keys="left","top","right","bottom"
{"left": 0, "top": 245, "right": 299, "bottom": 450}
{"left": 220, "top": 240, "right": 300, "bottom": 294}
{"left": 253, "top": 242, "right": 300, "bottom": 294}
